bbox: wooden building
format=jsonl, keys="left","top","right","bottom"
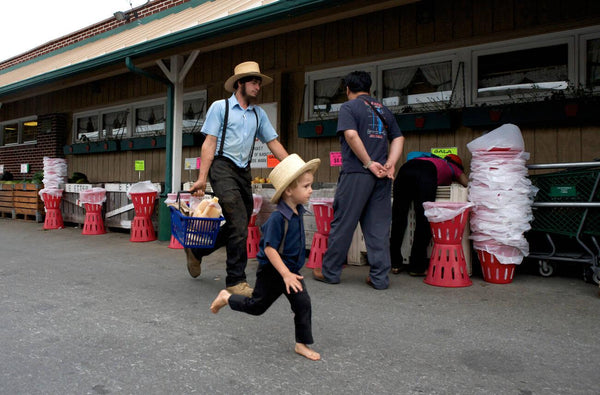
{"left": 1, "top": 0, "right": 599, "bottom": 190}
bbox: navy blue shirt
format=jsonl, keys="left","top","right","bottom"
{"left": 256, "top": 201, "right": 307, "bottom": 274}
{"left": 336, "top": 95, "right": 402, "bottom": 174}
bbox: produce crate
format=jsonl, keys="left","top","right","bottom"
{"left": 0, "top": 184, "right": 13, "bottom": 218}
{"left": 13, "top": 183, "right": 43, "bottom": 222}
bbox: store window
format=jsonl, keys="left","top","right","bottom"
{"left": 585, "top": 37, "right": 600, "bottom": 90}
{"left": 135, "top": 104, "right": 165, "bottom": 136}
{"left": 22, "top": 121, "right": 38, "bottom": 143}
{"left": 474, "top": 42, "right": 570, "bottom": 100}
{"left": 0, "top": 118, "right": 37, "bottom": 146}
{"left": 75, "top": 115, "right": 99, "bottom": 142}
{"left": 102, "top": 109, "right": 129, "bottom": 139}
{"left": 182, "top": 95, "right": 206, "bottom": 133}
{"left": 382, "top": 61, "right": 453, "bottom": 109}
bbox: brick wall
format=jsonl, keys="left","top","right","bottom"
{"left": 0, "top": 114, "right": 67, "bottom": 180}
{"left": 0, "top": 0, "right": 190, "bottom": 71}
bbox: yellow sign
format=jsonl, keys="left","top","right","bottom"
{"left": 134, "top": 160, "right": 145, "bottom": 171}
{"left": 431, "top": 147, "right": 457, "bottom": 157}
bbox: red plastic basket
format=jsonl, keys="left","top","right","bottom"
{"left": 477, "top": 250, "right": 515, "bottom": 284}
{"left": 312, "top": 202, "right": 334, "bottom": 235}
{"left": 170, "top": 206, "right": 222, "bottom": 248}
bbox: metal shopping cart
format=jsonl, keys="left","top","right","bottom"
{"left": 526, "top": 161, "right": 600, "bottom": 284}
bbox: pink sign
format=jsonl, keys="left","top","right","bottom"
{"left": 330, "top": 152, "right": 342, "bottom": 167}
{"left": 196, "top": 157, "right": 201, "bottom": 169}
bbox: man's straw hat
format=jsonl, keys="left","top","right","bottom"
{"left": 269, "top": 154, "right": 321, "bottom": 203}
{"left": 224, "top": 61, "right": 273, "bottom": 93}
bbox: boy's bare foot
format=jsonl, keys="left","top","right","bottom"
{"left": 295, "top": 343, "right": 321, "bottom": 361}
{"left": 210, "top": 290, "right": 231, "bottom": 314}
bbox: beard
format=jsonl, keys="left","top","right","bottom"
{"left": 240, "top": 84, "right": 258, "bottom": 104}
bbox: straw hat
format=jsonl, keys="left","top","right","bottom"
{"left": 269, "top": 154, "right": 321, "bottom": 203}
{"left": 224, "top": 61, "right": 273, "bottom": 93}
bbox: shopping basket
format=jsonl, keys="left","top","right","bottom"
{"left": 169, "top": 193, "right": 223, "bottom": 248}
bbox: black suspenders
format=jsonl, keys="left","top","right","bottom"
{"left": 217, "top": 99, "right": 259, "bottom": 168}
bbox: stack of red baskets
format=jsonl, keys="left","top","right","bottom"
{"left": 305, "top": 198, "right": 334, "bottom": 269}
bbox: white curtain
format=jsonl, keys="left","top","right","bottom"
{"left": 383, "top": 66, "right": 419, "bottom": 96}
{"left": 421, "top": 62, "right": 452, "bottom": 91}
{"left": 314, "top": 77, "right": 342, "bottom": 105}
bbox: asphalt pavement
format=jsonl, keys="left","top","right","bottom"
{"left": 0, "top": 219, "right": 598, "bottom": 395}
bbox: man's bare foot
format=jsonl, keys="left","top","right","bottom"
{"left": 210, "top": 290, "right": 231, "bottom": 314}
{"left": 295, "top": 343, "right": 321, "bottom": 361}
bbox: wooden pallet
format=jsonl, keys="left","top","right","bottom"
{"left": 0, "top": 184, "right": 13, "bottom": 215}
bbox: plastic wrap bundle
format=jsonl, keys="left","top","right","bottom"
{"left": 467, "top": 124, "right": 538, "bottom": 265}
{"left": 79, "top": 187, "right": 107, "bottom": 205}
{"left": 42, "top": 157, "right": 68, "bottom": 189}
{"left": 126, "top": 180, "right": 159, "bottom": 199}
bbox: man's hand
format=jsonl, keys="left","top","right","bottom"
{"left": 383, "top": 162, "right": 396, "bottom": 180}
{"left": 190, "top": 179, "right": 206, "bottom": 197}
{"left": 283, "top": 272, "right": 304, "bottom": 294}
{"left": 367, "top": 161, "right": 387, "bottom": 178}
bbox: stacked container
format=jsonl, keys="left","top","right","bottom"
{"left": 467, "top": 124, "right": 538, "bottom": 283}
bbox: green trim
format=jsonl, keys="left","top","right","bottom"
{"left": 0, "top": 0, "right": 347, "bottom": 96}
{"left": 298, "top": 119, "right": 338, "bottom": 138}
{"left": 396, "top": 111, "right": 453, "bottom": 132}
{"left": 120, "top": 136, "right": 166, "bottom": 151}
{"left": 63, "top": 140, "right": 119, "bottom": 155}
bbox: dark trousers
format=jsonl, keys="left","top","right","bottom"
{"left": 322, "top": 173, "right": 392, "bottom": 289}
{"left": 390, "top": 160, "right": 437, "bottom": 273}
{"left": 191, "top": 157, "right": 253, "bottom": 287}
{"left": 228, "top": 263, "right": 314, "bottom": 345}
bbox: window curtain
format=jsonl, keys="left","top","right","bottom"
{"left": 420, "top": 62, "right": 452, "bottom": 91}
{"left": 103, "top": 110, "right": 128, "bottom": 139}
{"left": 314, "top": 77, "right": 342, "bottom": 106}
{"left": 383, "top": 66, "right": 419, "bottom": 96}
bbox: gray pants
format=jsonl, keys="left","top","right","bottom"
{"left": 321, "top": 173, "right": 392, "bottom": 289}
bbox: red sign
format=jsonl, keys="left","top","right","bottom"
{"left": 267, "top": 155, "right": 280, "bottom": 168}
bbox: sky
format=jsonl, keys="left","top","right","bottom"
{"left": 1, "top": 0, "right": 148, "bottom": 62}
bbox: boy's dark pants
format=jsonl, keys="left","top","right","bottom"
{"left": 191, "top": 157, "right": 253, "bottom": 287}
{"left": 228, "top": 263, "right": 314, "bottom": 345}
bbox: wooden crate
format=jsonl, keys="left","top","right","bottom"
{"left": 0, "top": 183, "right": 14, "bottom": 218}
{"left": 13, "top": 183, "right": 43, "bottom": 222}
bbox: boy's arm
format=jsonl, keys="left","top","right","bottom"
{"left": 264, "top": 246, "right": 304, "bottom": 294}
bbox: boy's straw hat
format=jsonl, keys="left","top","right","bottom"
{"left": 224, "top": 61, "right": 273, "bottom": 93}
{"left": 269, "top": 154, "right": 320, "bottom": 203}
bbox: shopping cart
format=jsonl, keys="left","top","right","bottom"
{"left": 526, "top": 161, "right": 600, "bottom": 284}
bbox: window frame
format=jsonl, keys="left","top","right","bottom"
{"left": 0, "top": 116, "right": 38, "bottom": 147}
{"left": 72, "top": 90, "right": 207, "bottom": 143}
{"left": 579, "top": 30, "right": 600, "bottom": 93}
{"left": 470, "top": 35, "right": 576, "bottom": 105}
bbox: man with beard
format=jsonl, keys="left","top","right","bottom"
{"left": 187, "top": 61, "right": 289, "bottom": 297}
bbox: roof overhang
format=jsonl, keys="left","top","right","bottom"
{"left": 0, "top": 0, "right": 419, "bottom": 100}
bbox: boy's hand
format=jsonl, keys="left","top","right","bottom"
{"left": 283, "top": 272, "right": 304, "bottom": 294}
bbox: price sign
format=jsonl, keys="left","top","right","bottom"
{"left": 431, "top": 147, "right": 457, "bottom": 157}
{"left": 134, "top": 160, "right": 145, "bottom": 171}
{"left": 330, "top": 152, "right": 342, "bottom": 167}
{"left": 184, "top": 158, "right": 198, "bottom": 170}
{"left": 266, "top": 155, "right": 280, "bottom": 168}
{"left": 20, "top": 164, "right": 29, "bottom": 173}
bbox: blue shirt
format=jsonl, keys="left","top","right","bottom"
{"left": 256, "top": 201, "right": 307, "bottom": 274}
{"left": 201, "top": 94, "right": 278, "bottom": 168}
{"left": 336, "top": 95, "right": 402, "bottom": 174}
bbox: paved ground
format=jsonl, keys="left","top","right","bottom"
{"left": 0, "top": 219, "right": 598, "bottom": 395}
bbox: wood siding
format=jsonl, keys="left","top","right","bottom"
{"left": 1, "top": 0, "right": 599, "bottom": 184}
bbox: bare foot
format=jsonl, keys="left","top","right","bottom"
{"left": 210, "top": 290, "right": 231, "bottom": 314}
{"left": 295, "top": 343, "right": 321, "bottom": 361}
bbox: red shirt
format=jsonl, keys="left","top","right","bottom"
{"left": 415, "top": 157, "right": 463, "bottom": 185}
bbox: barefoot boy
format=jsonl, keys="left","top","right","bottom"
{"left": 210, "top": 154, "right": 321, "bottom": 361}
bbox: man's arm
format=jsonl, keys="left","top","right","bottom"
{"left": 343, "top": 129, "right": 386, "bottom": 177}
{"left": 190, "top": 135, "right": 217, "bottom": 196}
{"left": 266, "top": 139, "right": 289, "bottom": 161}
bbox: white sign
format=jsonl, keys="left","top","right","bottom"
{"left": 251, "top": 102, "right": 278, "bottom": 169}
{"left": 184, "top": 157, "right": 198, "bottom": 170}
{"left": 0, "top": 165, "right": 4, "bottom": 173}
{"left": 20, "top": 164, "right": 29, "bottom": 173}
